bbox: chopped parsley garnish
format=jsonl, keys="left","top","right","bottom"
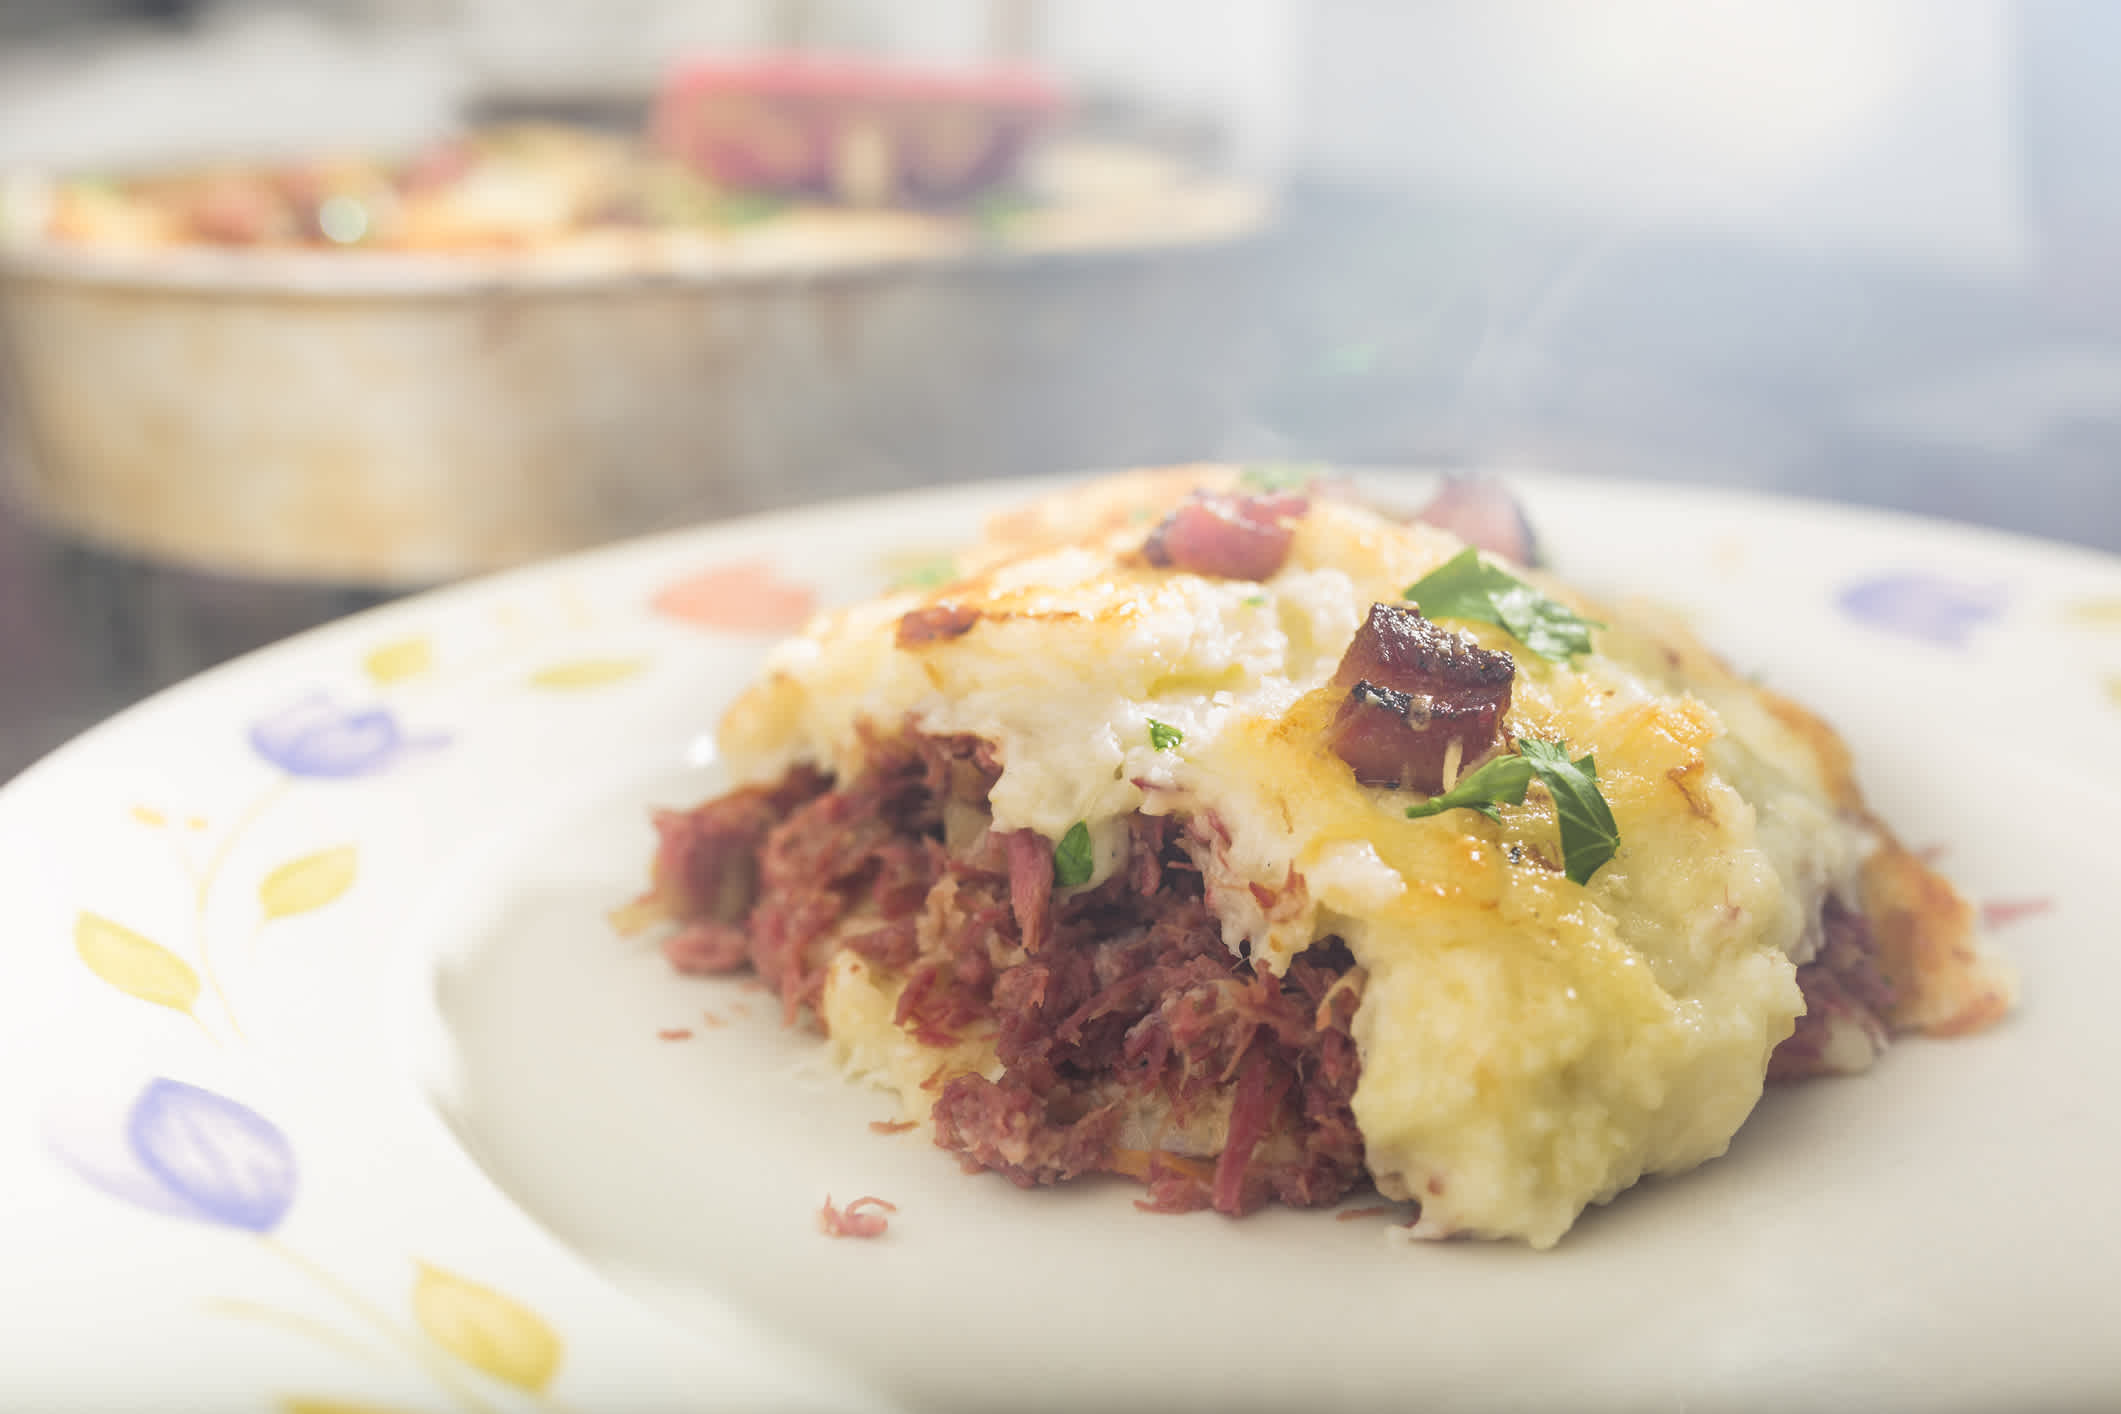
{"left": 973, "top": 191, "right": 1038, "bottom": 239}
{"left": 1147, "top": 720, "right": 1184, "bottom": 752}
{"left": 1237, "top": 462, "right": 1326, "bottom": 493}
{"left": 888, "top": 555, "right": 957, "bottom": 590}
{"left": 1242, "top": 594, "right": 1268, "bottom": 608}
{"left": 1403, "top": 547, "right": 1600, "bottom": 664}
{"left": 1053, "top": 821, "right": 1095, "bottom": 888}
{"left": 1404, "top": 737, "right": 1620, "bottom": 886}
{"left": 712, "top": 191, "right": 791, "bottom": 228}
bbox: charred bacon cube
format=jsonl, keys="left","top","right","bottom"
{"left": 1325, "top": 602, "right": 1515, "bottom": 792}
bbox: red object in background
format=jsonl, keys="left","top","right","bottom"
{"left": 652, "top": 56, "right": 1064, "bottom": 206}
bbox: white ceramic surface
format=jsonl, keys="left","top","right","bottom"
{"left": 2, "top": 472, "right": 2117, "bottom": 1413}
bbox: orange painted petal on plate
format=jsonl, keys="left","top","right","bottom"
{"left": 652, "top": 559, "right": 815, "bottom": 633}
{"left": 1982, "top": 897, "right": 2054, "bottom": 931}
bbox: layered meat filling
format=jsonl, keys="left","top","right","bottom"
{"left": 637, "top": 729, "right": 1368, "bottom": 1215}
{"left": 632, "top": 722, "right": 1898, "bottom": 1217}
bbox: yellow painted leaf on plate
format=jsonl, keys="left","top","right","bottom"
{"left": 363, "top": 636, "right": 435, "bottom": 685}
{"left": 2064, "top": 595, "right": 2121, "bottom": 628}
{"left": 129, "top": 805, "right": 167, "bottom": 828}
{"left": 74, "top": 912, "right": 199, "bottom": 1014}
{"left": 279, "top": 1399, "right": 430, "bottom": 1414}
{"left": 258, "top": 846, "right": 359, "bottom": 921}
{"left": 528, "top": 658, "right": 645, "bottom": 691}
{"left": 412, "top": 1263, "right": 563, "bottom": 1393}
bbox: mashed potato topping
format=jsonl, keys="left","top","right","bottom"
{"left": 710, "top": 468, "right": 2009, "bottom": 1246}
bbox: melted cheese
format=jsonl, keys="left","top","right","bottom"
{"left": 720, "top": 478, "right": 1878, "bottom": 1246}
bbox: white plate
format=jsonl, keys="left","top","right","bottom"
{"left": 3, "top": 472, "right": 2118, "bottom": 1414}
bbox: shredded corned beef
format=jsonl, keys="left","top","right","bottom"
{"left": 642, "top": 765, "right": 832, "bottom": 926}
{"left": 647, "top": 726, "right": 1881, "bottom": 1217}
{"left": 649, "top": 728, "right": 1373, "bottom": 1217}
{"left": 1767, "top": 897, "right": 1897, "bottom": 1082}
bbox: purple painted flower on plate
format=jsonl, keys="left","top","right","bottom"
{"left": 47, "top": 1077, "right": 298, "bottom": 1233}
{"left": 1836, "top": 573, "right": 2004, "bottom": 647}
{"left": 248, "top": 695, "right": 442, "bottom": 779}
{"left": 128, "top": 1079, "right": 297, "bottom": 1233}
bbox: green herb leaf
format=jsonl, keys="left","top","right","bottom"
{"left": 973, "top": 191, "right": 1038, "bottom": 239}
{"left": 1147, "top": 720, "right": 1184, "bottom": 752}
{"left": 1237, "top": 463, "right": 1326, "bottom": 493}
{"left": 1053, "top": 821, "right": 1094, "bottom": 888}
{"left": 712, "top": 191, "right": 790, "bottom": 228}
{"left": 1402, "top": 752, "right": 1537, "bottom": 824}
{"left": 1403, "top": 736, "right": 1621, "bottom": 885}
{"left": 1242, "top": 594, "right": 1268, "bottom": 608}
{"left": 1403, "top": 547, "right": 1600, "bottom": 663}
{"left": 1514, "top": 739, "right": 1620, "bottom": 886}
{"left": 889, "top": 555, "right": 957, "bottom": 590}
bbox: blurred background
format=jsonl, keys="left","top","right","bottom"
{"left": 2, "top": 0, "right": 2117, "bottom": 779}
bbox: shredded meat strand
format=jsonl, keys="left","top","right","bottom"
{"left": 818, "top": 1194, "right": 898, "bottom": 1238}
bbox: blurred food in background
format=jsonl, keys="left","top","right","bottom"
{"left": 28, "top": 57, "right": 1070, "bottom": 253}
{"left": 0, "top": 44, "right": 1270, "bottom": 587}
{"left": 653, "top": 56, "right": 1060, "bottom": 206}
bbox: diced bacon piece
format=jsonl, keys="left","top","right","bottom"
{"left": 1411, "top": 475, "right": 1540, "bottom": 566}
{"left": 1325, "top": 603, "right": 1514, "bottom": 793}
{"left": 1141, "top": 491, "right": 1308, "bottom": 581}
{"left": 896, "top": 602, "right": 981, "bottom": 647}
